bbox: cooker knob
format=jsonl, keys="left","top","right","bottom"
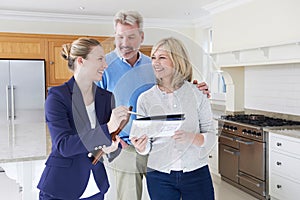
{"left": 247, "top": 130, "right": 252, "bottom": 135}
{"left": 242, "top": 129, "right": 247, "bottom": 134}
{"left": 257, "top": 132, "right": 262, "bottom": 136}
{"left": 252, "top": 131, "right": 257, "bottom": 136}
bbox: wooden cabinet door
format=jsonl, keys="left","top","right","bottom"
{"left": 48, "top": 39, "right": 73, "bottom": 86}
{"left": 0, "top": 34, "right": 46, "bottom": 59}
{"left": 140, "top": 45, "right": 152, "bottom": 57}
{"left": 95, "top": 36, "right": 115, "bottom": 54}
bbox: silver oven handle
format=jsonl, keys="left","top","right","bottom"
{"left": 223, "top": 148, "right": 240, "bottom": 156}
{"left": 6, "top": 85, "right": 11, "bottom": 120}
{"left": 236, "top": 174, "right": 261, "bottom": 188}
{"left": 236, "top": 138, "right": 254, "bottom": 145}
{"left": 219, "top": 134, "right": 236, "bottom": 141}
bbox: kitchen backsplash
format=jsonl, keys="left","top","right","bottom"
{"left": 244, "top": 63, "right": 300, "bottom": 117}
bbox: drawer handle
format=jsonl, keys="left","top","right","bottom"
{"left": 223, "top": 149, "right": 240, "bottom": 156}
{"left": 276, "top": 161, "right": 282, "bottom": 166}
{"left": 219, "top": 134, "right": 236, "bottom": 141}
{"left": 236, "top": 138, "right": 254, "bottom": 145}
{"left": 236, "top": 175, "right": 261, "bottom": 188}
{"left": 276, "top": 184, "right": 282, "bottom": 189}
{"left": 209, "top": 155, "right": 212, "bottom": 158}
{"left": 276, "top": 142, "right": 282, "bottom": 147}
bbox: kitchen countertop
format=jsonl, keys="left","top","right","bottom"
{"left": 264, "top": 126, "right": 300, "bottom": 139}
{"left": 0, "top": 122, "right": 50, "bottom": 163}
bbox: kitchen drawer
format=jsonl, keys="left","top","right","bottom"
{"left": 269, "top": 133, "right": 300, "bottom": 156}
{"left": 269, "top": 173, "right": 300, "bottom": 200}
{"left": 270, "top": 151, "right": 300, "bottom": 182}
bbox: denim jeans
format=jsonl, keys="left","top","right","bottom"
{"left": 146, "top": 165, "right": 215, "bottom": 200}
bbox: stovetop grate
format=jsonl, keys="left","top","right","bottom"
{"left": 221, "top": 114, "right": 300, "bottom": 127}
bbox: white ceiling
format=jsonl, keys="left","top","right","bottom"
{"left": 0, "top": 0, "right": 250, "bottom": 25}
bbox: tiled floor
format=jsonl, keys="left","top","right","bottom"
{"left": 104, "top": 169, "right": 258, "bottom": 200}
{"left": 212, "top": 174, "right": 258, "bottom": 200}
{"left": 0, "top": 162, "right": 259, "bottom": 200}
{"left": 0, "top": 128, "right": 258, "bottom": 200}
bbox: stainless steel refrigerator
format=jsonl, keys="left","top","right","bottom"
{"left": 0, "top": 60, "right": 46, "bottom": 160}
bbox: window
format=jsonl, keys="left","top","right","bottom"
{"left": 207, "top": 29, "right": 226, "bottom": 98}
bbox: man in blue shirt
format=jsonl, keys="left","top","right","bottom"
{"left": 96, "top": 10, "right": 210, "bottom": 200}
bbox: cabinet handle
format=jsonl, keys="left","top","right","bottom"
{"left": 276, "top": 161, "right": 282, "bottom": 166}
{"left": 276, "top": 142, "right": 282, "bottom": 147}
{"left": 6, "top": 85, "right": 11, "bottom": 120}
{"left": 209, "top": 155, "right": 212, "bottom": 158}
{"left": 276, "top": 184, "right": 282, "bottom": 189}
{"left": 50, "top": 61, "right": 54, "bottom": 65}
{"left": 11, "top": 85, "right": 15, "bottom": 120}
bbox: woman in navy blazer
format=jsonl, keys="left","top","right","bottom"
{"left": 37, "top": 38, "right": 129, "bottom": 200}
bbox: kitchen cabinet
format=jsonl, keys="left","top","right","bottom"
{"left": 269, "top": 132, "right": 300, "bottom": 200}
{"left": 0, "top": 32, "right": 152, "bottom": 87}
{"left": 208, "top": 119, "right": 219, "bottom": 175}
{"left": 0, "top": 33, "right": 46, "bottom": 59}
{"left": 139, "top": 45, "right": 152, "bottom": 57}
{"left": 47, "top": 36, "right": 115, "bottom": 86}
{"left": 47, "top": 39, "right": 75, "bottom": 86}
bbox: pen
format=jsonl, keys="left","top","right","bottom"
{"left": 127, "top": 111, "right": 147, "bottom": 118}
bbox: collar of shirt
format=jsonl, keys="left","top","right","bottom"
{"left": 116, "top": 49, "right": 142, "bottom": 67}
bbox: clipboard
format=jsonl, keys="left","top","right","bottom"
{"left": 130, "top": 114, "right": 185, "bottom": 138}
{"left": 136, "top": 114, "right": 185, "bottom": 121}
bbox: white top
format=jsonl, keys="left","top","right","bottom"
{"left": 136, "top": 81, "right": 216, "bottom": 173}
{"left": 80, "top": 102, "right": 100, "bottom": 198}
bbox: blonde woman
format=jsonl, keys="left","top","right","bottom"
{"left": 131, "top": 37, "right": 215, "bottom": 200}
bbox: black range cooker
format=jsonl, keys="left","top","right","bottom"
{"left": 218, "top": 114, "right": 300, "bottom": 200}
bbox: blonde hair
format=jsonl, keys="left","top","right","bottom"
{"left": 61, "top": 38, "right": 101, "bottom": 71}
{"left": 113, "top": 10, "right": 144, "bottom": 31}
{"left": 151, "top": 37, "right": 193, "bottom": 89}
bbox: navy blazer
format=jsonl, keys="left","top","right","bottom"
{"left": 38, "top": 77, "right": 119, "bottom": 199}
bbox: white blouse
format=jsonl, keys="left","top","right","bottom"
{"left": 80, "top": 102, "right": 100, "bottom": 198}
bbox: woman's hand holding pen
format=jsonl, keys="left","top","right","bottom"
{"left": 107, "top": 106, "right": 129, "bottom": 133}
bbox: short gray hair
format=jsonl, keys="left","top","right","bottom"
{"left": 113, "top": 10, "right": 144, "bottom": 31}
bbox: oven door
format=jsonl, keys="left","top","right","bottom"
{"left": 238, "top": 137, "right": 265, "bottom": 180}
{"left": 219, "top": 142, "right": 239, "bottom": 183}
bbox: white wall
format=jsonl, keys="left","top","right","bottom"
{"left": 0, "top": 19, "right": 114, "bottom": 36}
{"left": 244, "top": 64, "right": 300, "bottom": 115}
{"left": 212, "top": 0, "right": 300, "bottom": 53}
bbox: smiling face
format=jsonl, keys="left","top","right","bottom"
{"left": 114, "top": 22, "right": 144, "bottom": 65}
{"left": 80, "top": 45, "right": 107, "bottom": 82}
{"left": 151, "top": 48, "right": 174, "bottom": 82}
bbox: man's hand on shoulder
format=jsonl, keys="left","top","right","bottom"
{"left": 193, "top": 80, "right": 211, "bottom": 98}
